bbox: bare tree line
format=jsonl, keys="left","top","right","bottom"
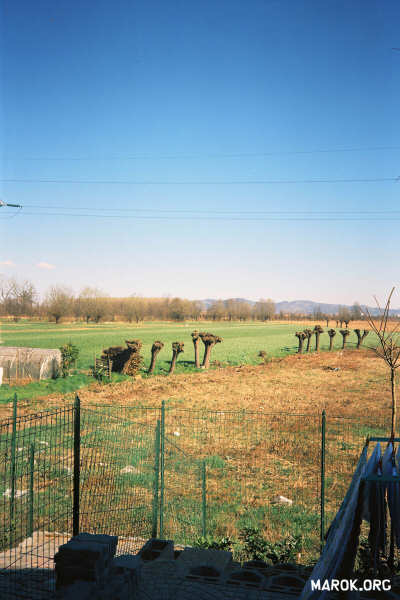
{"left": 0, "top": 277, "right": 276, "bottom": 323}
{"left": 1, "top": 276, "right": 398, "bottom": 325}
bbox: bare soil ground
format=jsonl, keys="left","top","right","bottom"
{"left": 1, "top": 348, "right": 390, "bottom": 420}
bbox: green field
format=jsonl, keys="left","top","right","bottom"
{"left": 0, "top": 319, "right": 375, "bottom": 403}
{"left": 0, "top": 320, "right": 385, "bottom": 568}
{"left": 0, "top": 319, "right": 368, "bottom": 370}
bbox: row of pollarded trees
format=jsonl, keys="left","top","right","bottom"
{"left": 104, "top": 331, "right": 224, "bottom": 378}
{"left": 294, "top": 326, "right": 370, "bottom": 353}
{"left": 148, "top": 331, "right": 223, "bottom": 374}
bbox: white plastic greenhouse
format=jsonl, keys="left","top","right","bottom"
{"left": 0, "top": 347, "right": 62, "bottom": 382}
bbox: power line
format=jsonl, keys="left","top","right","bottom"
{"left": 9, "top": 211, "right": 400, "bottom": 221}
{"left": 4, "top": 145, "right": 400, "bottom": 161}
{"left": 0, "top": 177, "right": 397, "bottom": 185}
{"left": 20, "top": 205, "right": 400, "bottom": 215}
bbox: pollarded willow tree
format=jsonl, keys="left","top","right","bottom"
{"left": 339, "top": 329, "right": 350, "bottom": 349}
{"left": 199, "top": 332, "right": 223, "bottom": 369}
{"left": 148, "top": 340, "right": 164, "bottom": 374}
{"left": 354, "top": 328, "right": 369, "bottom": 349}
{"left": 364, "top": 288, "right": 400, "bottom": 438}
{"left": 314, "top": 325, "right": 324, "bottom": 352}
{"left": 101, "top": 339, "right": 143, "bottom": 375}
{"left": 123, "top": 340, "right": 143, "bottom": 375}
{"left": 191, "top": 330, "right": 201, "bottom": 368}
{"left": 303, "top": 329, "right": 313, "bottom": 352}
{"left": 295, "top": 331, "right": 306, "bottom": 354}
{"left": 169, "top": 342, "right": 184, "bottom": 375}
{"left": 327, "top": 328, "right": 337, "bottom": 351}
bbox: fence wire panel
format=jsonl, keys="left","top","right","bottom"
{"left": 79, "top": 405, "right": 160, "bottom": 555}
{"left": 162, "top": 408, "right": 321, "bottom": 561}
{"left": 160, "top": 426, "right": 204, "bottom": 544}
{"left": 324, "top": 414, "right": 391, "bottom": 536}
{"left": 0, "top": 405, "right": 74, "bottom": 600}
{"left": 1, "top": 399, "right": 392, "bottom": 598}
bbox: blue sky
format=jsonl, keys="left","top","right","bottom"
{"left": 1, "top": 0, "right": 399, "bottom": 305}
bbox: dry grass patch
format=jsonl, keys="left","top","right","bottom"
{"left": 5, "top": 348, "right": 389, "bottom": 422}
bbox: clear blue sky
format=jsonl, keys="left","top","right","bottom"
{"left": 1, "top": 0, "right": 399, "bottom": 305}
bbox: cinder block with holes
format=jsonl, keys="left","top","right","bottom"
{"left": 137, "top": 538, "right": 174, "bottom": 562}
{"left": 223, "top": 567, "right": 266, "bottom": 590}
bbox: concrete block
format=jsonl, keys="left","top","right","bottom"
{"left": 71, "top": 532, "right": 118, "bottom": 557}
{"left": 56, "top": 580, "right": 95, "bottom": 600}
{"left": 175, "top": 547, "right": 232, "bottom": 575}
{"left": 54, "top": 533, "right": 118, "bottom": 592}
{"left": 137, "top": 538, "right": 174, "bottom": 562}
{"left": 265, "top": 572, "right": 307, "bottom": 595}
{"left": 112, "top": 554, "right": 141, "bottom": 589}
{"left": 224, "top": 567, "right": 266, "bottom": 590}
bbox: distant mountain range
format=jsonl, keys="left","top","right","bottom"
{"left": 200, "top": 298, "right": 400, "bottom": 316}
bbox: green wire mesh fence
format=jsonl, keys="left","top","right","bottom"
{"left": 0, "top": 396, "right": 75, "bottom": 599}
{"left": 78, "top": 404, "right": 160, "bottom": 554}
{"left": 0, "top": 395, "right": 393, "bottom": 598}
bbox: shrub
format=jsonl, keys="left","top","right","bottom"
{"left": 193, "top": 528, "right": 303, "bottom": 565}
{"left": 59, "top": 343, "right": 79, "bottom": 377}
{"left": 238, "top": 527, "right": 302, "bottom": 564}
{"left": 193, "top": 535, "right": 234, "bottom": 552}
{"left": 91, "top": 363, "right": 108, "bottom": 384}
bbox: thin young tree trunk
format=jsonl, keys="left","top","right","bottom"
{"left": 391, "top": 368, "right": 396, "bottom": 438}
{"left": 306, "top": 336, "right": 311, "bottom": 352}
{"left": 329, "top": 337, "right": 333, "bottom": 351}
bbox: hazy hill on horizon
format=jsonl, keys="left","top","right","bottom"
{"left": 200, "top": 298, "right": 400, "bottom": 316}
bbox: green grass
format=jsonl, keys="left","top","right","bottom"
{"left": 0, "top": 371, "right": 129, "bottom": 404}
{"left": 0, "top": 318, "right": 376, "bottom": 376}
{"left": 0, "top": 318, "right": 341, "bottom": 403}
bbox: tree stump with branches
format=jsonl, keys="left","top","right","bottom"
{"left": 101, "top": 339, "right": 143, "bottom": 376}
{"left": 303, "top": 329, "right": 313, "bottom": 352}
{"left": 354, "top": 329, "right": 369, "bottom": 349}
{"left": 191, "top": 330, "right": 201, "bottom": 368}
{"left": 122, "top": 340, "right": 143, "bottom": 375}
{"left": 200, "top": 332, "right": 222, "bottom": 368}
{"left": 148, "top": 341, "right": 164, "bottom": 374}
{"left": 314, "top": 325, "right": 324, "bottom": 352}
{"left": 339, "top": 330, "right": 350, "bottom": 349}
{"left": 295, "top": 332, "right": 306, "bottom": 354}
{"left": 327, "top": 329, "right": 337, "bottom": 351}
{"left": 169, "top": 342, "right": 184, "bottom": 375}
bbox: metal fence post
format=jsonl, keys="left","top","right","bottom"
{"left": 10, "top": 394, "right": 17, "bottom": 524}
{"left": 202, "top": 460, "right": 207, "bottom": 537}
{"left": 73, "top": 395, "right": 81, "bottom": 537}
{"left": 159, "top": 400, "right": 165, "bottom": 538}
{"left": 28, "top": 444, "right": 35, "bottom": 537}
{"left": 320, "top": 409, "right": 326, "bottom": 553}
{"left": 152, "top": 420, "right": 161, "bottom": 538}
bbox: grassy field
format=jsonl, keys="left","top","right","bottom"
{"left": 0, "top": 319, "right": 391, "bottom": 565}
{"left": 0, "top": 319, "right": 375, "bottom": 371}
{"left": 0, "top": 318, "right": 377, "bottom": 403}
{"left": 0, "top": 346, "right": 393, "bottom": 564}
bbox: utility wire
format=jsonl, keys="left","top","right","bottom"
{"left": 4, "top": 145, "right": 400, "bottom": 161}
{"left": 0, "top": 177, "right": 397, "bottom": 185}
{"left": 20, "top": 205, "right": 400, "bottom": 215}
{"left": 10, "top": 211, "right": 400, "bottom": 221}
